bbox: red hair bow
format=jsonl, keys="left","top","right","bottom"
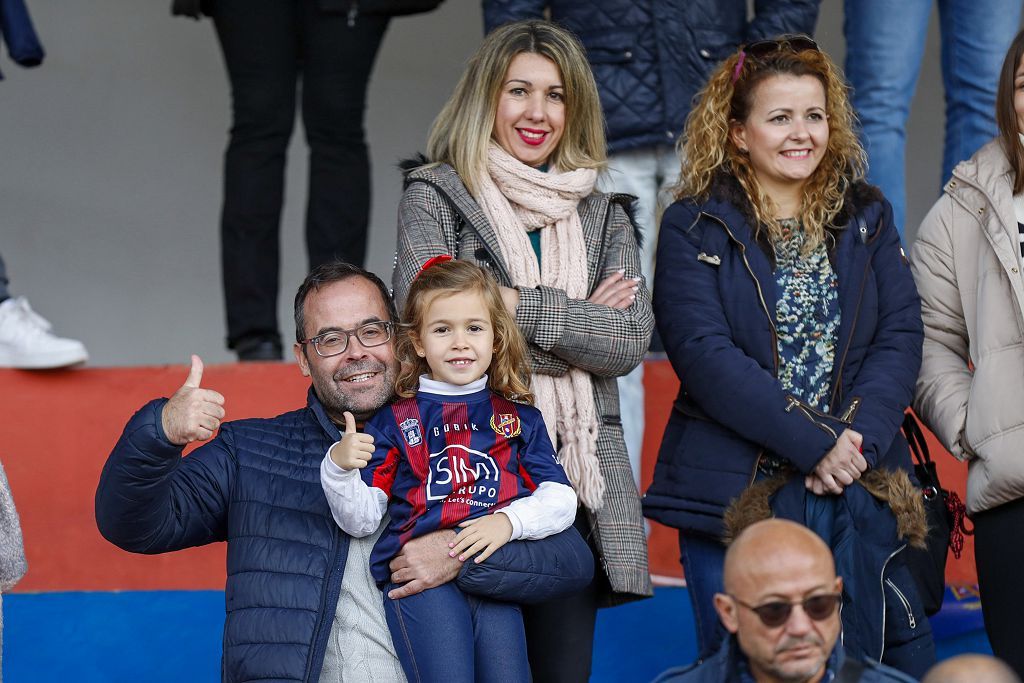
{"left": 416, "top": 254, "right": 453, "bottom": 280}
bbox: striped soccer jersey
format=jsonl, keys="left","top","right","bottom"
{"left": 361, "top": 385, "right": 570, "bottom": 584}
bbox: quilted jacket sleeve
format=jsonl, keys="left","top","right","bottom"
{"left": 95, "top": 399, "right": 234, "bottom": 553}
{"left": 655, "top": 201, "right": 837, "bottom": 473}
{"left": 840, "top": 201, "right": 924, "bottom": 468}
{"left": 911, "top": 196, "right": 975, "bottom": 461}
{"left": 482, "top": 0, "right": 546, "bottom": 32}
{"left": 748, "top": 0, "right": 822, "bottom": 41}
{"left": 514, "top": 200, "right": 654, "bottom": 377}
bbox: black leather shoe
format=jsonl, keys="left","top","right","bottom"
{"left": 235, "top": 337, "right": 283, "bottom": 362}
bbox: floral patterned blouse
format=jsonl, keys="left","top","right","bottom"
{"left": 773, "top": 219, "right": 841, "bottom": 413}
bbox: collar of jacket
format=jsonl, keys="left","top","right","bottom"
{"left": 700, "top": 635, "right": 841, "bottom": 682}
{"left": 946, "top": 139, "right": 1022, "bottom": 273}
{"left": 404, "top": 161, "right": 634, "bottom": 294}
{"left": 307, "top": 386, "right": 343, "bottom": 440}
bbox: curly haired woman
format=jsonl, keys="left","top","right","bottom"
{"left": 643, "top": 37, "right": 935, "bottom": 677}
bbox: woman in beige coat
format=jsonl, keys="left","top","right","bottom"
{"left": 912, "top": 28, "right": 1024, "bottom": 677}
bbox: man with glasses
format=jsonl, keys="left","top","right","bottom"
{"left": 96, "top": 261, "right": 586, "bottom": 682}
{"left": 655, "top": 519, "right": 914, "bottom": 683}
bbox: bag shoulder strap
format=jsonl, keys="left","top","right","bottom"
{"left": 901, "top": 412, "right": 932, "bottom": 467}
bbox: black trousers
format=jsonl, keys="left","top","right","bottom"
{"left": 522, "top": 511, "right": 602, "bottom": 683}
{"left": 211, "top": 0, "right": 388, "bottom": 348}
{"left": 974, "top": 496, "right": 1024, "bottom": 678}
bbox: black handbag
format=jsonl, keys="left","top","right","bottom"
{"left": 901, "top": 412, "right": 972, "bottom": 616}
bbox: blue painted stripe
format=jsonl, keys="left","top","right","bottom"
{"left": 3, "top": 588, "right": 991, "bottom": 682}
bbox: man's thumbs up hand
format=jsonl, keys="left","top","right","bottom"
{"left": 161, "top": 354, "right": 227, "bottom": 446}
{"left": 328, "top": 411, "right": 375, "bottom": 470}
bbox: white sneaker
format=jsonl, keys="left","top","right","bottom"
{"left": 0, "top": 297, "right": 89, "bottom": 369}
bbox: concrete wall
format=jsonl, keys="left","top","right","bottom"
{"left": 0, "top": 0, "right": 986, "bottom": 366}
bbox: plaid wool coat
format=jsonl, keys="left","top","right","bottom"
{"left": 394, "top": 163, "right": 654, "bottom": 602}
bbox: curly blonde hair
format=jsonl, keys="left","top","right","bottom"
{"left": 675, "top": 39, "right": 866, "bottom": 251}
{"left": 395, "top": 260, "right": 534, "bottom": 404}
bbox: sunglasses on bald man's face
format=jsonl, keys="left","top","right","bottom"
{"left": 729, "top": 592, "right": 842, "bottom": 628}
{"left": 741, "top": 35, "right": 820, "bottom": 59}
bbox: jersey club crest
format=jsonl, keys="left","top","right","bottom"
{"left": 490, "top": 412, "right": 522, "bottom": 439}
{"left": 400, "top": 417, "right": 422, "bottom": 447}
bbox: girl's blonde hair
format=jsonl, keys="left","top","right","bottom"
{"left": 396, "top": 260, "right": 534, "bottom": 403}
{"left": 675, "top": 38, "right": 866, "bottom": 251}
{"left": 425, "top": 20, "right": 606, "bottom": 196}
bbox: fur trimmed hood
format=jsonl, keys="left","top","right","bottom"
{"left": 722, "top": 468, "right": 928, "bottom": 549}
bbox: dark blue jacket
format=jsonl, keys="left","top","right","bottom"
{"left": 643, "top": 176, "right": 924, "bottom": 538}
{"left": 483, "top": 0, "right": 821, "bottom": 153}
{"left": 96, "top": 389, "right": 591, "bottom": 682}
{"left": 652, "top": 636, "right": 917, "bottom": 683}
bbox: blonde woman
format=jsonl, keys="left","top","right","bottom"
{"left": 643, "top": 37, "right": 934, "bottom": 676}
{"left": 394, "top": 20, "right": 652, "bottom": 682}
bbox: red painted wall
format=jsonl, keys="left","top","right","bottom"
{"left": 0, "top": 359, "right": 976, "bottom": 593}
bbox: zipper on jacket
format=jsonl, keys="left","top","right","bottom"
{"left": 838, "top": 397, "right": 862, "bottom": 424}
{"left": 700, "top": 212, "right": 778, "bottom": 486}
{"left": 885, "top": 577, "right": 917, "bottom": 629}
{"left": 878, "top": 544, "right": 907, "bottom": 662}
{"left": 305, "top": 526, "right": 349, "bottom": 681}
{"left": 828, "top": 256, "right": 871, "bottom": 413}
{"left": 748, "top": 449, "right": 764, "bottom": 486}
{"left": 784, "top": 396, "right": 838, "bottom": 439}
{"left": 701, "top": 212, "right": 780, "bottom": 375}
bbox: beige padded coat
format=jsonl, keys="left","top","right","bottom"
{"left": 912, "top": 139, "right": 1024, "bottom": 515}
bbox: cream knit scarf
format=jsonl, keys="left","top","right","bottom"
{"left": 476, "top": 143, "right": 605, "bottom": 510}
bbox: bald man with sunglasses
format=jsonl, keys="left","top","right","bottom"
{"left": 655, "top": 519, "right": 914, "bottom": 683}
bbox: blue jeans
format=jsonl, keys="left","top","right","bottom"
{"left": 383, "top": 582, "right": 530, "bottom": 683}
{"left": 844, "top": 0, "right": 1022, "bottom": 236}
{"left": 678, "top": 531, "right": 727, "bottom": 662}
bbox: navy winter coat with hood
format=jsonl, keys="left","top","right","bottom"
{"left": 643, "top": 175, "right": 924, "bottom": 538}
{"left": 483, "top": 0, "right": 821, "bottom": 153}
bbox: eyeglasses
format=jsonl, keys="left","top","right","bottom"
{"left": 729, "top": 593, "right": 841, "bottom": 628}
{"left": 732, "top": 35, "right": 820, "bottom": 84}
{"left": 299, "top": 321, "right": 393, "bottom": 358}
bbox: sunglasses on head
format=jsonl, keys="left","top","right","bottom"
{"left": 730, "top": 592, "right": 841, "bottom": 628}
{"left": 732, "top": 35, "right": 820, "bottom": 83}
{"left": 743, "top": 35, "right": 819, "bottom": 58}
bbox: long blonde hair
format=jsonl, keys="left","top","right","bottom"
{"left": 396, "top": 260, "right": 534, "bottom": 403}
{"left": 676, "top": 39, "right": 866, "bottom": 250}
{"left": 425, "top": 20, "right": 606, "bottom": 196}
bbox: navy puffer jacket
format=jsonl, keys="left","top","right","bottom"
{"left": 643, "top": 176, "right": 923, "bottom": 537}
{"left": 484, "top": 0, "right": 821, "bottom": 153}
{"left": 96, "top": 391, "right": 349, "bottom": 682}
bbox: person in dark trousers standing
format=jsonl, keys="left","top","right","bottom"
{"left": 175, "top": 0, "right": 389, "bottom": 360}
